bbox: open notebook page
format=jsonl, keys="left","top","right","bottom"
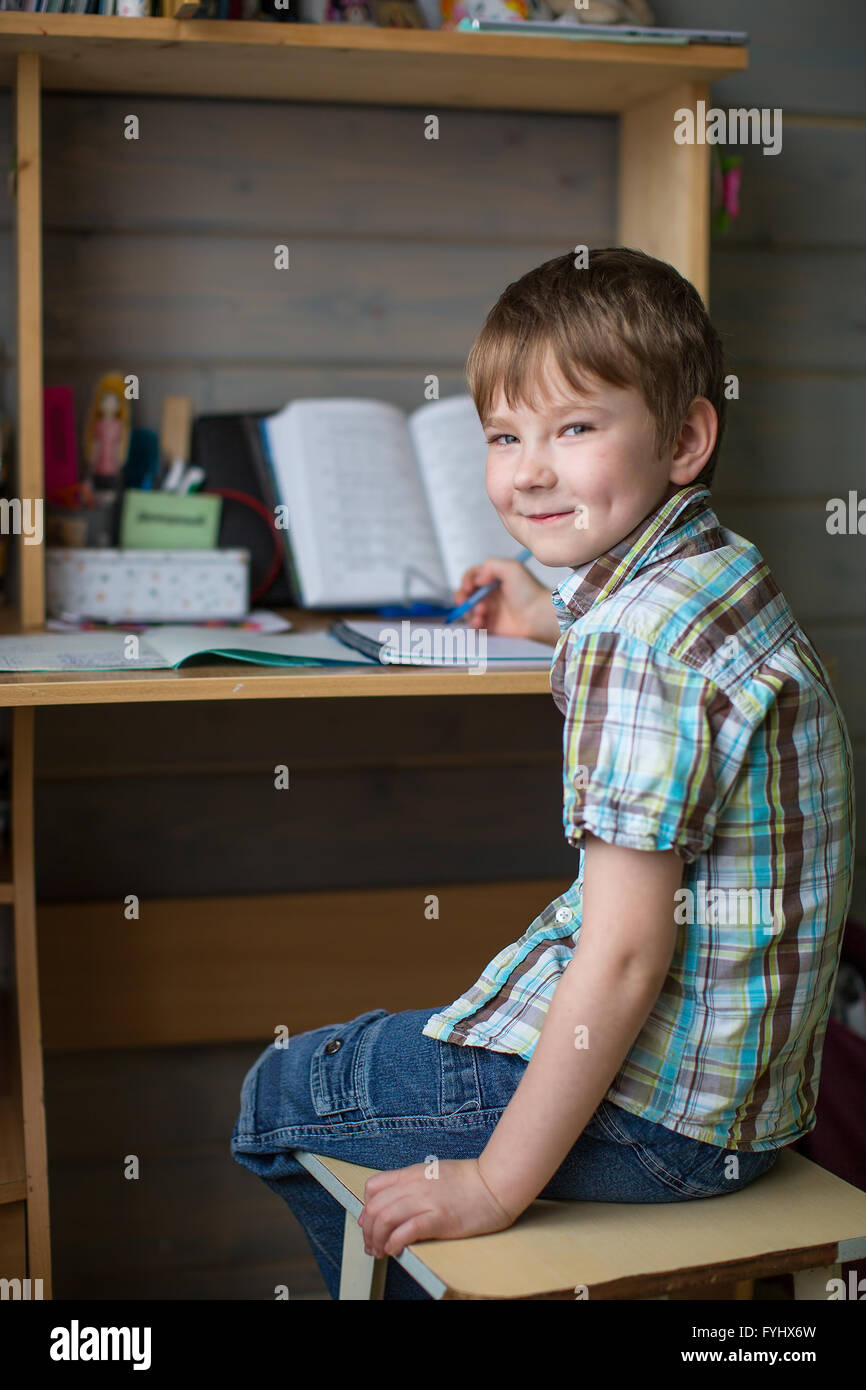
{"left": 408, "top": 395, "right": 573, "bottom": 593}
{"left": 263, "top": 400, "right": 449, "bottom": 606}
{"left": 0, "top": 629, "right": 377, "bottom": 672}
{"left": 144, "top": 628, "right": 376, "bottom": 668}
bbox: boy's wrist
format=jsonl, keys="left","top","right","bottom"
{"left": 475, "top": 1150, "right": 535, "bottom": 1222}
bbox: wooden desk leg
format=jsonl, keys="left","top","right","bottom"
{"left": 12, "top": 707, "right": 52, "bottom": 1295}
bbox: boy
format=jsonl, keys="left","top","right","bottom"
{"left": 232, "top": 248, "right": 855, "bottom": 1298}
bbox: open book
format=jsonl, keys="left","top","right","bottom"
{"left": 259, "top": 395, "right": 572, "bottom": 607}
{"left": 0, "top": 629, "right": 361, "bottom": 673}
{"left": 0, "top": 624, "right": 554, "bottom": 672}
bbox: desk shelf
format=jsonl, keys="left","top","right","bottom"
{"left": 0, "top": 14, "right": 745, "bottom": 111}
{"left": 0, "top": 664, "right": 551, "bottom": 705}
{"left": 0, "top": 608, "right": 552, "bottom": 704}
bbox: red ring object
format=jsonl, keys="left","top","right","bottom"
{"left": 203, "top": 486, "right": 284, "bottom": 604}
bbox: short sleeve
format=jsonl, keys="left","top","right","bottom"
{"left": 560, "top": 629, "right": 721, "bottom": 863}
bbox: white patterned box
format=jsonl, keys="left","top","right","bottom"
{"left": 46, "top": 548, "right": 250, "bottom": 622}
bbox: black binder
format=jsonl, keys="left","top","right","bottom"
{"left": 190, "top": 411, "right": 296, "bottom": 606}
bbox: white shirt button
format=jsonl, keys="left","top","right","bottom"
{"left": 555, "top": 905, "right": 573, "bottom": 924}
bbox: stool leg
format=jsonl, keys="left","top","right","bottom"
{"left": 793, "top": 1263, "right": 840, "bottom": 1300}
{"left": 338, "top": 1210, "right": 387, "bottom": 1300}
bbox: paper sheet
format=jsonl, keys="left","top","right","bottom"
{"left": 264, "top": 400, "right": 449, "bottom": 605}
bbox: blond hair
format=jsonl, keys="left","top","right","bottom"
{"left": 466, "top": 247, "right": 727, "bottom": 486}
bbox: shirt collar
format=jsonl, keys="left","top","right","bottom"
{"left": 550, "top": 483, "right": 723, "bottom": 631}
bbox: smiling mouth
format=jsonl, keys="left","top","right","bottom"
{"left": 525, "top": 511, "right": 572, "bottom": 522}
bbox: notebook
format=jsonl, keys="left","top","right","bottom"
{"left": 258, "top": 395, "right": 572, "bottom": 608}
{"left": 331, "top": 618, "right": 553, "bottom": 668}
{"left": 0, "top": 629, "right": 366, "bottom": 673}
{"left": 457, "top": 20, "right": 749, "bottom": 45}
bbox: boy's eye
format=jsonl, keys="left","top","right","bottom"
{"left": 486, "top": 424, "right": 593, "bottom": 445}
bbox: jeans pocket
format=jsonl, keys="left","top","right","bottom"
{"left": 598, "top": 1101, "right": 780, "bottom": 1199}
{"left": 310, "top": 1008, "right": 390, "bottom": 1118}
{"left": 438, "top": 1039, "right": 482, "bottom": 1116}
{"left": 674, "top": 1142, "right": 781, "bottom": 1196}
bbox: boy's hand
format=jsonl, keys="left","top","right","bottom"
{"left": 358, "top": 1157, "right": 517, "bottom": 1259}
{"left": 455, "top": 557, "right": 559, "bottom": 645}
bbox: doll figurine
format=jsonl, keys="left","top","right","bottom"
{"left": 83, "top": 373, "right": 131, "bottom": 492}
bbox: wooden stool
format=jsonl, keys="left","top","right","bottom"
{"left": 294, "top": 1148, "right": 866, "bottom": 1300}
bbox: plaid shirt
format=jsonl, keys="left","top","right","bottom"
{"left": 422, "top": 483, "right": 856, "bottom": 1150}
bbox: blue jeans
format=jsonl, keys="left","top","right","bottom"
{"left": 230, "top": 1006, "right": 781, "bottom": 1300}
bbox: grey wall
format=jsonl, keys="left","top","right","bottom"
{"left": 655, "top": 0, "right": 866, "bottom": 917}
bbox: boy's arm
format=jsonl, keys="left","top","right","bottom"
{"left": 477, "top": 831, "right": 684, "bottom": 1219}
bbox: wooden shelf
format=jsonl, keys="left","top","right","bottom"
{"left": 0, "top": 606, "right": 553, "bottom": 706}
{"left": 0, "top": 14, "right": 746, "bottom": 112}
{"left": 0, "top": 659, "right": 552, "bottom": 706}
{"left": 0, "top": 658, "right": 553, "bottom": 706}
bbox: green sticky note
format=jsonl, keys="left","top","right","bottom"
{"left": 120, "top": 490, "right": 222, "bottom": 549}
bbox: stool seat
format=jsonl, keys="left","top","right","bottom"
{"left": 295, "top": 1148, "right": 866, "bottom": 1300}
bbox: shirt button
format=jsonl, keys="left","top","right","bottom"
{"left": 555, "top": 905, "right": 573, "bottom": 924}
{"left": 324, "top": 1038, "right": 343, "bottom": 1054}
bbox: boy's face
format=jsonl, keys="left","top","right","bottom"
{"left": 483, "top": 356, "right": 679, "bottom": 570}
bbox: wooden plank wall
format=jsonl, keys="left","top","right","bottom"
{"left": 655, "top": 0, "right": 866, "bottom": 919}
{"left": 0, "top": 0, "right": 863, "bottom": 1298}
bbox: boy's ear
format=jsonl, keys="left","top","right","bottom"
{"left": 669, "top": 397, "right": 717, "bottom": 485}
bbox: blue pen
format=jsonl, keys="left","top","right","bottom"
{"left": 444, "top": 547, "right": 533, "bottom": 625}
{"left": 377, "top": 601, "right": 453, "bottom": 618}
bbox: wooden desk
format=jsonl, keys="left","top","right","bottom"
{"left": 0, "top": 617, "right": 555, "bottom": 1298}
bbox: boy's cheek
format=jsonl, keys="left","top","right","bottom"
{"left": 484, "top": 464, "right": 506, "bottom": 511}
{"left": 493, "top": 509, "right": 525, "bottom": 545}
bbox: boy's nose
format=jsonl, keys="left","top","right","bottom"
{"left": 513, "top": 452, "right": 558, "bottom": 487}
